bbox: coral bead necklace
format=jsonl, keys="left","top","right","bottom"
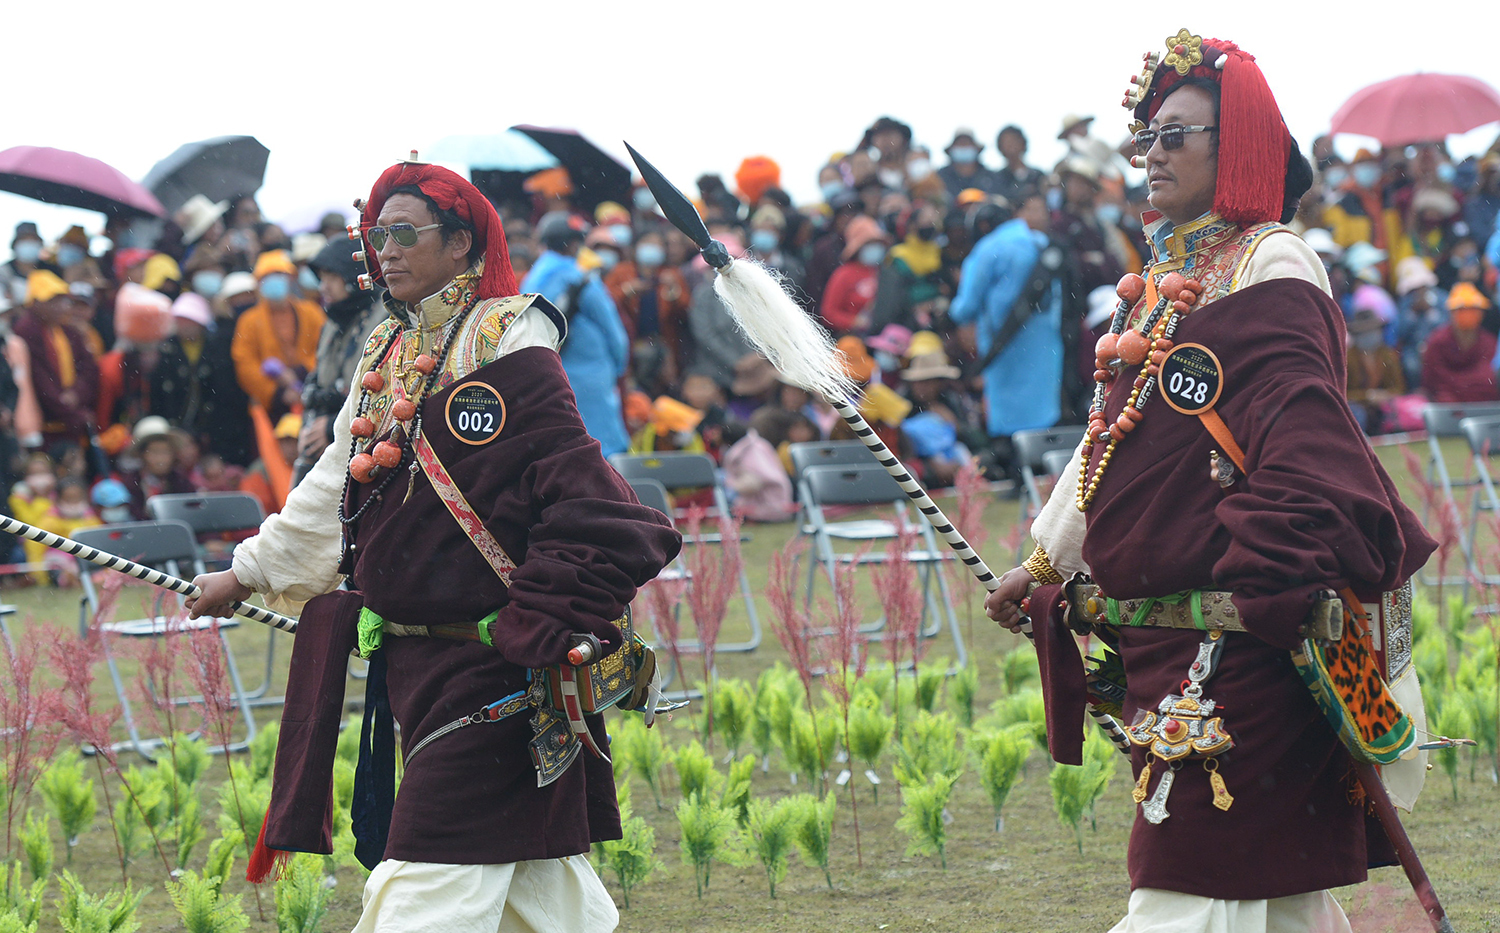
{"left": 1076, "top": 271, "right": 1203, "bottom": 512}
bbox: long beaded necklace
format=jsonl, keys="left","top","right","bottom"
{"left": 1075, "top": 271, "right": 1203, "bottom": 512}
{"left": 337, "top": 292, "right": 479, "bottom": 550}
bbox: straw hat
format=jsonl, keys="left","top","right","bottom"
{"left": 900, "top": 351, "right": 960, "bottom": 382}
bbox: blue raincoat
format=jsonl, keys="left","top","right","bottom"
{"left": 520, "top": 250, "right": 631, "bottom": 456}
{"left": 948, "top": 217, "right": 1062, "bottom": 437}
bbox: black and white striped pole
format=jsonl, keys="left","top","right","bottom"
{"left": 0, "top": 514, "right": 298, "bottom": 633}
{"left": 626, "top": 141, "right": 1129, "bottom": 754}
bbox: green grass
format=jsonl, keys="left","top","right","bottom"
{"left": 0, "top": 439, "right": 1495, "bottom": 931}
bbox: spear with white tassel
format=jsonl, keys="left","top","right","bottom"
{"left": 0, "top": 514, "right": 299, "bottom": 632}
{"left": 625, "top": 142, "right": 1129, "bottom": 753}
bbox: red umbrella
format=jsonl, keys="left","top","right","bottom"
{"left": 0, "top": 146, "right": 164, "bottom": 217}
{"left": 1331, "top": 72, "right": 1500, "bottom": 146}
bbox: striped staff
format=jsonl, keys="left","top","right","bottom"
{"left": 0, "top": 514, "right": 298, "bottom": 633}
{"left": 625, "top": 142, "right": 1130, "bottom": 753}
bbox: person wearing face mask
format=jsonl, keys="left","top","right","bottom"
{"left": 745, "top": 205, "right": 807, "bottom": 294}
{"left": 820, "top": 215, "right": 890, "bottom": 335}
{"left": 1344, "top": 309, "right": 1406, "bottom": 433}
{"left": 1391, "top": 257, "right": 1445, "bottom": 390}
{"left": 870, "top": 201, "right": 949, "bottom": 334}
{"left": 938, "top": 129, "right": 999, "bottom": 200}
{"left": 1324, "top": 150, "right": 1405, "bottom": 283}
{"left": 1, "top": 223, "right": 61, "bottom": 310}
{"left": 604, "top": 230, "right": 689, "bottom": 396}
{"left": 152, "top": 292, "right": 254, "bottom": 466}
{"left": 859, "top": 117, "right": 914, "bottom": 192}
{"left": 292, "top": 237, "right": 388, "bottom": 480}
{"left": 230, "top": 250, "right": 326, "bottom": 421}
{"left": 994, "top": 126, "right": 1044, "bottom": 208}
{"left": 804, "top": 189, "right": 865, "bottom": 308}
{"left": 1422, "top": 283, "right": 1497, "bottom": 403}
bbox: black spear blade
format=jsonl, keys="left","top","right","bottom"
{"left": 624, "top": 141, "right": 731, "bottom": 268}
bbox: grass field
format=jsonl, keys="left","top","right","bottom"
{"left": 0, "top": 440, "right": 1496, "bottom": 932}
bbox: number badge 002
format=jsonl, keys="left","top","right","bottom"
{"left": 445, "top": 382, "right": 507, "bottom": 445}
{"left": 1158, "top": 343, "right": 1224, "bottom": 416}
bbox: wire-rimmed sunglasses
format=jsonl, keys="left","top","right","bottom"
{"left": 1132, "top": 124, "right": 1217, "bottom": 156}
{"left": 367, "top": 222, "right": 440, "bottom": 252}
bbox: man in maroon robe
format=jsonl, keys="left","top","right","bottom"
{"left": 191, "top": 158, "right": 679, "bottom": 932}
{"left": 986, "top": 30, "right": 1435, "bottom": 933}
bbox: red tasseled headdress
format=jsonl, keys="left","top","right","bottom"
{"left": 359, "top": 162, "right": 519, "bottom": 299}
{"left": 1131, "top": 34, "right": 1291, "bottom": 227}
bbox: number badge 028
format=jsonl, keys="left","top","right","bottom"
{"left": 445, "top": 382, "right": 507, "bottom": 445}
{"left": 1158, "top": 343, "right": 1223, "bottom": 416}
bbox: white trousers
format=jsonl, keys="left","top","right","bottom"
{"left": 1107, "top": 888, "right": 1353, "bottom": 933}
{"left": 351, "top": 856, "right": 619, "bottom": 933}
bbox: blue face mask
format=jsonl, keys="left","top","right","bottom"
{"left": 192, "top": 270, "right": 223, "bottom": 296}
{"left": 820, "top": 181, "right": 846, "bottom": 202}
{"left": 259, "top": 274, "right": 292, "bottom": 302}
{"left": 858, "top": 243, "right": 886, "bottom": 266}
{"left": 1353, "top": 164, "right": 1382, "bottom": 189}
{"left": 1436, "top": 162, "right": 1457, "bottom": 185}
{"left": 750, "top": 230, "right": 779, "bottom": 254}
{"left": 298, "top": 266, "right": 320, "bottom": 291}
{"left": 633, "top": 188, "right": 656, "bottom": 211}
{"left": 1096, "top": 203, "right": 1122, "bottom": 227}
{"left": 607, "top": 224, "right": 633, "bottom": 247}
{"left": 1323, "top": 166, "right": 1348, "bottom": 189}
{"left": 635, "top": 243, "right": 665, "bottom": 268}
{"left": 596, "top": 249, "right": 620, "bottom": 272}
{"left": 13, "top": 241, "right": 42, "bottom": 263}
{"left": 949, "top": 146, "right": 979, "bottom": 165}
{"left": 56, "top": 245, "right": 85, "bottom": 267}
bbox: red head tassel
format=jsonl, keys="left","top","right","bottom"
{"left": 246, "top": 808, "right": 294, "bottom": 885}
{"left": 1209, "top": 42, "right": 1290, "bottom": 226}
{"left": 359, "top": 163, "right": 519, "bottom": 300}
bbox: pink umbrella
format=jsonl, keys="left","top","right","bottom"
{"left": 1331, "top": 73, "right": 1500, "bottom": 147}
{"left": 0, "top": 146, "right": 164, "bottom": 217}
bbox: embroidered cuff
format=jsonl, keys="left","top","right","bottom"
{"left": 1022, "top": 544, "right": 1065, "bottom": 585}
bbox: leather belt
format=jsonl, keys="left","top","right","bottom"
{"left": 1063, "top": 580, "right": 1345, "bottom": 641}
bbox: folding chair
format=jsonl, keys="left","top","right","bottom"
{"left": 609, "top": 452, "right": 761, "bottom": 652}
{"left": 1011, "top": 426, "right": 1086, "bottom": 561}
{"left": 799, "top": 463, "right": 966, "bottom": 668}
{"left": 1421, "top": 402, "right": 1500, "bottom": 586}
{"left": 73, "top": 521, "right": 256, "bottom": 759}
{"left": 626, "top": 478, "right": 697, "bottom": 694}
{"left": 146, "top": 493, "right": 282, "bottom": 706}
{"left": 1459, "top": 414, "right": 1500, "bottom": 595}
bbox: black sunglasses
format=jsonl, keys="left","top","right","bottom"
{"left": 1132, "top": 124, "right": 1217, "bottom": 156}
{"left": 367, "top": 222, "right": 440, "bottom": 252}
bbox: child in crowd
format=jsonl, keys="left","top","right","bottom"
{"left": 39, "top": 478, "right": 100, "bottom": 586}
{"left": 121, "top": 416, "right": 195, "bottom": 519}
{"left": 680, "top": 374, "right": 733, "bottom": 461}
{"left": 90, "top": 478, "right": 133, "bottom": 524}
{"left": 721, "top": 422, "right": 793, "bottom": 522}
{"left": 9, "top": 453, "right": 57, "bottom": 581}
{"left": 194, "top": 453, "right": 243, "bottom": 493}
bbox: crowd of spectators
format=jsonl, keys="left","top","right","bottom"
{"left": 0, "top": 113, "right": 1497, "bottom": 582}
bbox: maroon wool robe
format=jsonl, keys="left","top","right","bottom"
{"left": 270, "top": 345, "right": 679, "bottom": 866}
{"left": 1074, "top": 277, "right": 1435, "bottom": 900}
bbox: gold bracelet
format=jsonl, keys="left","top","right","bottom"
{"left": 1022, "top": 544, "right": 1065, "bottom": 585}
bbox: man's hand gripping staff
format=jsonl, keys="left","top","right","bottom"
{"left": 624, "top": 141, "right": 1130, "bottom": 753}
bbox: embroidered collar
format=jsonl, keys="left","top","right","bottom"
{"left": 389, "top": 263, "right": 482, "bottom": 332}
{"left": 1145, "top": 212, "right": 1240, "bottom": 266}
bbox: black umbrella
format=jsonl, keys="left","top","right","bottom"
{"left": 511, "top": 125, "right": 631, "bottom": 214}
{"left": 141, "top": 136, "right": 270, "bottom": 215}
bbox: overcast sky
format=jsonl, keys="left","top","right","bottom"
{"left": 4, "top": 1, "right": 1500, "bottom": 247}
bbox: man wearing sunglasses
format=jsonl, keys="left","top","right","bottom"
{"left": 189, "top": 158, "right": 679, "bottom": 932}
{"left": 987, "top": 30, "right": 1435, "bottom": 933}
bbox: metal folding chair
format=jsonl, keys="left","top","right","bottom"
{"left": 1421, "top": 402, "right": 1500, "bottom": 587}
{"left": 1459, "top": 415, "right": 1500, "bottom": 594}
{"left": 799, "top": 463, "right": 966, "bottom": 668}
{"left": 626, "top": 478, "right": 697, "bottom": 694}
{"left": 146, "top": 493, "right": 282, "bottom": 706}
{"left": 73, "top": 521, "right": 257, "bottom": 759}
{"left": 1011, "top": 426, "right": 1086, "bottom": 561}
{"left": 609, "top": 452, "right": 761, "bottom": 652}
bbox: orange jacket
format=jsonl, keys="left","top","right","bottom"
{"left": 230, "top": 298, "right": 325, "bottom": 408}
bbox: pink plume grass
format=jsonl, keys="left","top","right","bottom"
{"left": 0, "top": 625, "right": 64, "bottom": 859}
{"left": 682, "top": 504, "right": 743, "bottom": 747}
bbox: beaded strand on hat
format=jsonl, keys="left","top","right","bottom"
{"left": 1076, "top": 271, "right": 1203, "bottom": 512}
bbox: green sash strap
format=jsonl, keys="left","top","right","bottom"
{"left": 357, "top": 606, "right": 501, "bottom": 658}
{"left": 1105, "top": 589, "right": 1207, "bottom": 630}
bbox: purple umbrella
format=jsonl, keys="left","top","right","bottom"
{"left": 0, "top": 146, "right": 164, "bottom": 217}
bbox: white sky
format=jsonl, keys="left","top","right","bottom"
{"left": 5, "top": 1, "right": 1500, "bottom": 246}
